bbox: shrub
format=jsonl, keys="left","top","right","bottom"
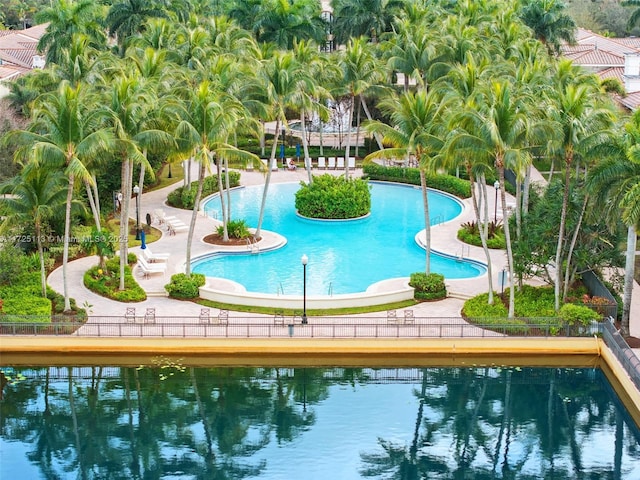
{"left": 295, "top": 174, "right": 371, "bottom": 219}
{"left": 0, "top": 272, "right": 52, "bottom": 316}
{"left": 559, "top": 303, "right": 601, "bottom": 326}
{"left": 217, "top": 219, "right": 251, "bottom": 239}
{"left": 462, "top": 292, "right": 509, "bottom": 318}
{"left": 362, "top": 163, "right": 471, "bottom": 198}
{"left": 164, "top": 273, "right": 206, "bottom": 299}
{"left": 167, "top": 172, "right": 241, "bottom": 209}
{"left": 409, "top": 272, "right": 447, "bottom": 301}
{"left": 457, "top": 221, "right": 506, "bottom": 249}
{"left": 84, "top": 259, "right": 146, "bottom": 302}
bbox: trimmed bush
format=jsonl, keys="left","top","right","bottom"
{"left": 167, "top": 172, "right": 241, "bottom": 209}
{"left": 295, "top": 174, "right": 371, "bottom": 219}
{"left": 84, "top": 257, "right": 146, "bottom": 302}
{"left": 0, "top": 272, "right": 52, "bottom": 317}
{"left": 164, "top": 273, "right": 206, "bottom": 299}
{"left": 363, "top": 163, "right": 471, "bottom": 198}
{"left": 409, "top": 272, "right": 447, "bottom": 301}
{"left": 462, "top": 292, "right": 509, "bottom": 318}
{"left": 457, "top": 221, "right": 506, "bottom": 249}
{"left": 559, "top": 303, "right": 601, "bottom": 325}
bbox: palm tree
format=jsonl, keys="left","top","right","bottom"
{"left": 331, "top": 0, "right": 406, "bottom": 44}
{"left": 364, "top": 89, "right": 447, "bottom": 274}
{"left": 0, "top": 168, "right": 68, "bottom": 297}
{"left": 106, "top": 0, "right": 169, "bottom": 54}
{"left": 518, "top": 0, "right": 576, "bottom": 55}
{"left": 254, "top": 0, "right": 326, "bottom": 49}
{"left": 547, "top": 62, "right": 617, "bottom": 311}
{"left": 174, "top": 81, "right": 258, "bottom": 272}
{"left": 336, "top": 37, "right": 384, "bottom": 179}
{"left": 35, "top": 0, "right": 105, "bottom": 65}
{"left": 5, "top": 81, "right": 113, "bottom": 311}
{"left": 587, "top": 110, "right": 640, "bottom": 336}
{"left": 447, "top": 81, "right": 539, "bottom": 318}
{"left": 254, "top": 51, "right": 304, "bottom": 241}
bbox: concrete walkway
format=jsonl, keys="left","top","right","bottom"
{"left": 45, "top": 164, "right": 640, "bottom": 354}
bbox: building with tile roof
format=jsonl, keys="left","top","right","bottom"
{"left": 561, "top": 27, "right": 640, "bottom": 110}
{"left": 0, "top": 24, "right": 47, "bottom": 97}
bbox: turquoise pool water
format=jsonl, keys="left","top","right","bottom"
{"left": 194, "top": 182, "right": 486, "bottom": 296}
{"left": 1, "top": 365, "right": 639, "bottom": 479}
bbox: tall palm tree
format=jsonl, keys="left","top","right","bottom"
{"left": 364, "top": 89, "right": 447, "bottom": 274}
{"left": 35, "top": 0, "right": 105, "bottom": 65}
{"left": 336, "top": 37, "right": 384, "bottom": 179}
{"left": 0, "top": 168, "right": 68, "bottom": 297}
{"left": 518, "top": 0, "right": 576, "bottom": 55}
{"left": 174, "top": 81, "right": 258, "bottom": 273}
{"left": 254, "top": 0, "right": 326, "bottom": 49}
{"left": 5, "top": 81, "right": 113, "bottom": 311}
{"left": 254, "top": 51, "right": 303, "bottom": 241}
{"left": 106, "top": 0, "right": 168, "bottom": 53}
{"left": 447, "top": 81, "right": 539, "bottom": 317}
{"left": 547, "top": 62, "right": 617, "bottom": 311}
{"left": 587, "top": 111, "right": 640, "bottom": 336}
{"left": 331, "top": 0, "right": 406, "bottom": 44}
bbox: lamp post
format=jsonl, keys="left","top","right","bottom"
{"left": 281, "top": 126, "right": 286, "bottom": 166}
{"left": 133, "top": 184, "right": 140, "bottom": 240}
{"left": 493, "top": 180, "right": 500, "bottom": 223}
{"left": 301, "top": 254, "right": 308, "bottom": 324}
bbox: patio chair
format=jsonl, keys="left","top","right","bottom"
{"left": 317, "top": 156, "right": 326, "bottom": 169}
{"left": 387, "top": 310, "right": 398, "bottom": 324}
{"left": 137, "top": 257, "right": 166, "bottom": 278}
{"left": 142, "top": 247, "right": 170, "bottom": 262}
{"left": 327, "top": 157, "right": 336, "bottom": 169}
{"left": 337, "top": 157, "right": 345, "bottom": 169}
{"left": 125, "top": 307, "right": 136, "bottom": 323}
{"left": 144, "top": 308, "right": 156, "bottom": 324}
{"left": 218, "top": 309, "right": 229, "bottom": 324}
{"left": 274, "top": 311, "right": 285, "bottom": 326}
{"left": 404, "top": 309, "right": 415, "bottom": 324}
{"left": 348, "top": 157, "right": 356, "bottom": 170}
{"left": 199, "top": 308, "right": 210, "bottom": 324}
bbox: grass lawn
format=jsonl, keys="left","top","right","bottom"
{"left": 106, "top": 218, "right": 163, "bottom": 248}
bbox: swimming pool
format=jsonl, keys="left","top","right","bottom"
{"left": 194, "top": 182, "right": 486, "bottom": 296}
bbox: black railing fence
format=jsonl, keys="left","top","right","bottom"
{"left": 601, "top": 319, "right": 640, "bottom": 391}
{"left": 0, "top": 315, "right": 602, "bottom": 339}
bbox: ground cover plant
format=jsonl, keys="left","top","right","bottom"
{"left": 83, "top": 255, "right": 145, "bottom": 302}
{"left": 457, "top": 220, "right": 506, "bottom": 249}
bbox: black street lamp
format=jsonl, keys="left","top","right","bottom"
{"left": 301, "top": 254, "right": 308, "bottom": 324}
{"left": 493, "top": 180, "right": 500, "bottom": 223}
{"left": 281, "top": 126, "right": 286, "bottom": 166}
{"left": 133, "top": 184, "right": 141, "bottom": 240}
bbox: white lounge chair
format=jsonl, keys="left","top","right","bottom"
{"left": 348, "top": 157, "right": 356, "bottom": 170}
{"left": 137, "top": 257, "right": 166, "bottom": 278}
{"left": 337, "top": 157, "right": 345, "bottom": 169}
{"left": 271, "top": 159, "right": 279, "bottom": 171}
{"left": 328, "top": 157, "right": 336, "bottom": 169}
{"left": 317, "top": 157, "right": 326, "bottom": 169}
{"left": 167, "top": 219, "right": 188, "bottom": 235}
{"left": 141, "top": 247, "right": 170, "bottom": 263}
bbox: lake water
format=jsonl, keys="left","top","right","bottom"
{"left": 1, "top": 365, "right": 639, "bottom": 479}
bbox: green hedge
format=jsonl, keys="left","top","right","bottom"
{"left": 295, "top": 174, "right": 371, "bottom": 219}
{"left": 83, "top": 256, "right": 146, "bottom": 302}
{"left": 0, "top": 272, "right": 52, "bottom": 317}
{"left": 165, "top": 273, "right": 206, "bottom": 299}
{"left": 167, "top": 172, "right": 241, "bottom": 209}
{"left": 409, "top": 272, "right": 447, "bottom": 301}
{"left": 363, "top": 164, "right": 471, "bottom": 198}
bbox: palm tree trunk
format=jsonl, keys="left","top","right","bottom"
{"left": 555, "top": 160, "right": 572, "bottom": 312}
{"left": 343, "top": 95, "right": 355, "bottom": 179}
{"left": 360, "top": 96, "right": 383, "bottom": 149}
{"left": 185, "top": 161, "right": 206, "bottom": 276}
{"left": 36, "top": 222, "right": 46, "bottom": 297}
{"left": 255, "top": 119, "right": 281, "bottom": 241}
{"left": 216, "top": 154, "right": 229, "bottom": 242}
{"left": 522, "top": 165, "right": 531, "bottom": 216}
{"left": 137, "top": 150, "right": 147, "bottom": 227}
{"left": 621, "top": 224, "right": 636, "bottom": 336}
{"left": 355, "top": 99, "right": 361, "bottom": 158}
{"left": 562, "top": 194, "right": 588, "bottom": 301}
{"left": 300, "top": 111, "right": 313, "bottom": 183}
{"left": 469, "top": 170, "right": 495, "bottom": 305}
{"left": 63, "top": 174, "right": 75, "bottom": 312}
{"left": 420, "top": 169, "right": 431, "bottom": 275}
{"left": 224, "top": 156, "right": 232, "bottom": 229}
{"left": 498, "top": 165, "right": 516, "bottom": 317}
{"left": 91, "top": 174, "right": 100, "bottom": 217}
{"left": 84, "top": 180, "right": 101, "bottom": 230}
{"left": 119, "top": 157, "right": 130, "bottom": 291}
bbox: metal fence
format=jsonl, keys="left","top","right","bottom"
{"left": 0, "top": 316, "right": 602, "bottom": 339}
{"left": 601, "top": 319, "right": 640, "bottom": 391}
{"left": 581, "top": 270, "right": 618, "bottom": 320}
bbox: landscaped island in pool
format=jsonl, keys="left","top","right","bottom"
{"left": 195, "top": 182, "right": 486, "bottom": 296}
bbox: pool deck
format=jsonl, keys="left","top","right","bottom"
{"left": 41, "top": 163, "right": 640, "bottom": 359}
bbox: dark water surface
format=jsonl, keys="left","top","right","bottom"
{"left": 1, "top": 365, "right": 639, "bottom": 479}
